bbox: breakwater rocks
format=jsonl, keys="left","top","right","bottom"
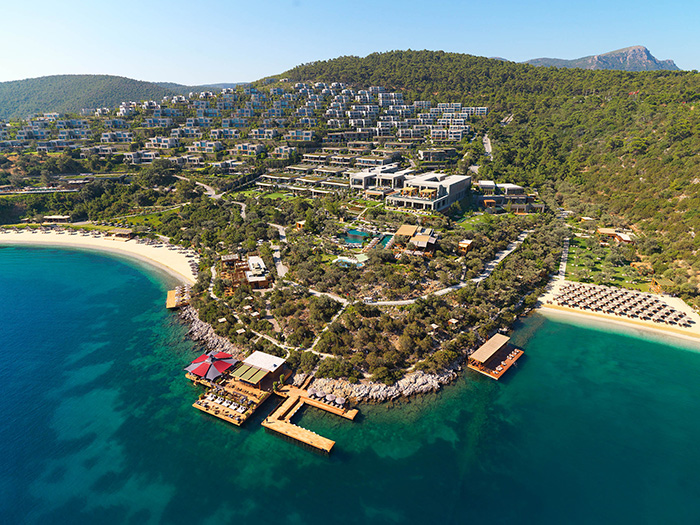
{"left": 179, "top": 306, "right": 244, "bottom": 358}
{"left": 310, "top": 368, "right": 459, "bottom": 403}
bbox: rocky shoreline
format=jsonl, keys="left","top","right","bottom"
{"left": 180, "top": 305, "right": 464, "bottom": 403}
{"left": 294, "top": 367, "right": 460, "bottom": 403}
{"left": 179, "top": 306, "right": 245, "bottom": 359}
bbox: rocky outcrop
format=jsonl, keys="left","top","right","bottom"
{"left": 310, "top": 368, "right": 459, "bottom": 403}
{"left": 525, "top": 45, "right": 679, "bottom": 72}
{"left": 179, "top": 306, "right": 244, "bottom": 358}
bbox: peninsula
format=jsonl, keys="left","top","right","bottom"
{"left": 2, "top": 50, "right": 700, "bottom": 407}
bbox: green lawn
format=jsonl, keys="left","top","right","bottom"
{"left": 351, "top": 199, "right": 382, "bottom": 208}
{"left": 124, "top": 209, "right": 177, "bottom": 227}
{"left": 458, "top": 213, "right": 491, "bottom": 228}
{"left": 565, "top": 237, "right": 651, "bottom": 291}
{"left": 262, "top": 192, "right": 295, "bottom": 200}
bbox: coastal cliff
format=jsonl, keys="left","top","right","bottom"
{"left": 179, "top": 306, "right": 244, "bottom": 358}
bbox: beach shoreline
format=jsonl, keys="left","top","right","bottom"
{"left": 0, "top": 228, "right": 197, "bottom": 285}
{"left": 537, "top": 279, "right": 700, "bottom": 348}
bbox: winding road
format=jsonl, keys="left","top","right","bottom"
{"left": 482, "top": 134, "right": 492, "bottom": 157}
{"left": 174, "top": 175, "right": 225, "bottom": 200}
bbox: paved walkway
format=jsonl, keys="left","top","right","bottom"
{"left": 556, "top": 238, "right": 570, "bottom": 280}
{"left": 483, "top": 134, "right": 492, "bottom": 157}
{"left": 209, "top": 264, "right": 218, "bottom": 299}
{"left": 230, "top": 201, "right": 247, "bottom": 219}
{"left": 268, "top": 223, "right": 288, "bottom": 277}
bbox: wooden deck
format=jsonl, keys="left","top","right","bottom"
{"left": 262, "top": 418, "right": 335, "bottom": 454}
{"left": 166, "top": 290, "right": 189, "bottom": 309}
{"left": 260, "top": 385, "right": 359, "bottom": 453}
{"left": 187, "top": 373, "right": 271, "bottom": 426}
{"left": 262, "top": 395, "right": 335, "bottom": 453}
{"left": 468, "top": 347, "right": 524, "bottom": 380}
{"left": 186, "top": 371, "right": 359, "bottom": 454}
{"left": 192, "top": 398, "right": 249, "bottom": 426}
{"left": 280, "top": 385, "right": 358, "bottom": 420}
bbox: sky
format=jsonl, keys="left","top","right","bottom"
{"left": 1, "top": 0, "right": 697, "bottom": 85}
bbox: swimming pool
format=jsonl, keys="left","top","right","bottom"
{"left": 341, "top": 229, "right": 369, "bottom": 245}
{"left": 334, "top": 256, "right": 364, "bottom": 268}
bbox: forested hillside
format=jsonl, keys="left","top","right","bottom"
{"left": 0, "top": 75, "right": 175, "bottom": 119}
{"left": 284, "top": 50, "right": 700, "bottom": 297}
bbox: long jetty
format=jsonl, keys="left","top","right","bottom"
{"left": 262, "top": 385, "right": 358, "bottom": 454}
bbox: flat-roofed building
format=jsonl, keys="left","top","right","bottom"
{"left": 230, "top": 351, "right": 287, "bottom": 389}
{"left": 386, "top": 172, "right": 471, "bottom": 212}
{"left": 468, "top": 334, "right": 523, "bottom": 380}
{"left": 245, "top": 255, "right": 271, "bottom": 289}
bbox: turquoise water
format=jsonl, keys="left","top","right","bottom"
{"left": 3, "top": 245, "right": 700, "bottom": 524}
{"left": 335, "top": 256, "right": 364, "bottom": 268}
{"left": 379, "top": 234, "right": 393, "bottom": 248}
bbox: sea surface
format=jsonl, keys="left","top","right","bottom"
{"left": 2, "top": 245, "right": 700, "bottom": 524}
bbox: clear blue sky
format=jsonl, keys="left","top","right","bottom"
{"left": 1, "top": 0, "right": 696, "bottom": 84}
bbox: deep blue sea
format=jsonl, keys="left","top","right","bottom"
{"left": 3, "top": 245, "right": 700, "bottom": 524}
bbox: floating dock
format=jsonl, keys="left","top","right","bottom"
{"left": 261, "top": 385, "right": 358, "bottom": 454}
{"left": 262, "top": 397, "right": 336, "bottom": 454}
{"left": 187, "top": 372, "right": 271, "bottom": 427}
{"left": 467, "top": 334, "right": 524, "bottom": 380}
{"left": 166, "top": 289, "right": 190, "bottom": 309}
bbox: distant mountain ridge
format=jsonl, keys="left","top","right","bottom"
{"left": 154, "top": 81, "right": 247, "bottom": 95}
{"left": 0, "top": 75, "right": 242, "bottom": 120}
{"left": 525, "top": 46, "right": 679, "bottom": 72}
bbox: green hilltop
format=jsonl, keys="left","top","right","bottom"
{"left": 0, "top": 75, "right": 243, "bottom": 120}
{"left": 285, "top": 50, "right": 700, "bottom": 295}
{"left": 0, "top": 75, "right": 177, "bottom": 119}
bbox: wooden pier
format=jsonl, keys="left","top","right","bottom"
{"left": 166, "top": 289, "right": 190, "bottom": 309}
{"left": 187, "top": 368, "right": 358, "bottom": 453}
{"left": 261, "top": 385, "right": 358, "bottom": 454}
{"left": 262, "top": 396, "right": 336, "bottom": 454}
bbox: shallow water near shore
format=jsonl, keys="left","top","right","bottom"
{"left": 3, "top": 246, "right": 700, "bottom": 524}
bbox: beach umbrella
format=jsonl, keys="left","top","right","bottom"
{"left": 185, "top": 352, "right": 238, "bottom": 381}
{"left": 325, "top": 393, "right": 336, "bottom": 402}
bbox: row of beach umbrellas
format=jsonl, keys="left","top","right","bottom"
{"left": 308, "top": 388, "right": 346, "bottom": 407}
{"left": 552, "top": 283, "right": 693, "bottom": 327}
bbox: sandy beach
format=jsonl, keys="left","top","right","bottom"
{"left": 0, "top": 228, "right": 197, "bottom": 285}
{"left": 538, "top": 279, "right": 700, "bottom": 345}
